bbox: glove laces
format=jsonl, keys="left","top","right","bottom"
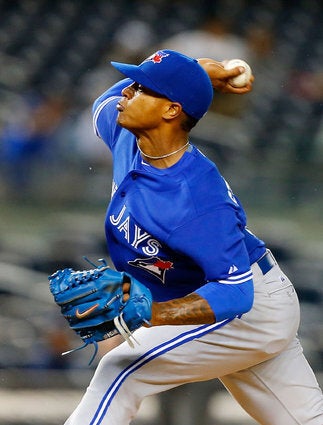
{"left": 113, "top": 314, "right": 139, "bottom": 348}
{"left": 61, "top": 319, "right": 140, "bottom": 366}
{"left": 62, "top": 341, "right": 99, "bottom": 366}
{"left": 71, "top": 257, "right": 109, "bottom": 284}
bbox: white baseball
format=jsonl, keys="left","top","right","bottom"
{"left": 224, "top": 59, "right": 252, "bottom": 88}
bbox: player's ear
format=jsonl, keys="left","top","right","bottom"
{"left": 163, "top": 102, "right": 182, "bottom": 120}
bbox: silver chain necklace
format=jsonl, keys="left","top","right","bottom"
{"left": 136, "top": 139, "right": 189, "bottom": 160}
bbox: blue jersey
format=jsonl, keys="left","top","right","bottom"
{"left": 92, "top": 78, "right": 266, "bottom": 322}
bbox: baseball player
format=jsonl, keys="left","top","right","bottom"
{"left": 61, "top": 50, "right": 323, "bottom": 424}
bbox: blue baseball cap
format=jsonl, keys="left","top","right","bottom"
{"left": 111, "top": 50, "right": 213, "bottom": 120}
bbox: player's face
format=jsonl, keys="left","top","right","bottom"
{"left": 116, "top": 82, "right": 171, "bottom": 134}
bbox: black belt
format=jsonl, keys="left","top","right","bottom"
{"left": 256, "top": 250, "right": 276, "bottom": 275}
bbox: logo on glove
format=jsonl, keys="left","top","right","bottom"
{"left": 76, "top": 303, "right": 99, "bottom": 319}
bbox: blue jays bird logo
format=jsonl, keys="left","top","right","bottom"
{"left": 145, "top": 51, "right": 170, "bottom": 64}
{"left": 128, "top": 256, "right": 173, "bottom": 282}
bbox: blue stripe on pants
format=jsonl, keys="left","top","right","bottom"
{"left": 90, "top": 318, "right": 234, "bottom": 425}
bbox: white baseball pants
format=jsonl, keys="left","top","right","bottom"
{"left": 65, "top": 260, "right": 323, "bottom": 425}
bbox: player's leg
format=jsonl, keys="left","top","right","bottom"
{"left": 221, "top": 336, "right": 323, "bottom": 425}
{"left": 64, "top": 307, "right": 297, "bottom": 425}
{"left": 219, "top": 258, "right": 323, "bottom": 424}
{"left": 64, "top": 321, "right": 240, "bottom": 425}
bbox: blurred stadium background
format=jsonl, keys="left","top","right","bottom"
{"left": 0, "top": 0, "right": 322, "bottom": 424}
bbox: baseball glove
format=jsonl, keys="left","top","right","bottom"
{"left": 48, "top": 258, "right": 152, "bottom": 364}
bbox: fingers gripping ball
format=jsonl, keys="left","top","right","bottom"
{"left": 224, "top": 59, "right": 252, "bottom": 88}
{"left": 48, "top": 258, "right": 152, "bottom": 364}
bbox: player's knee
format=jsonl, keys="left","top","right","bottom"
{"left": 98, "top": 346, "right": 139, "bottom": 376}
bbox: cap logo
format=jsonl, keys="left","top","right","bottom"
{"left": 145, "top": 50, "right": 170, "bottom": 64}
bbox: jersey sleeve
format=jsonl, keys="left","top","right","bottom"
{"left": 168, "top": 206, "right": 254, "bottom": 321}
{"left": 92, "top": 78, "right": 132, "bottom": 150}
